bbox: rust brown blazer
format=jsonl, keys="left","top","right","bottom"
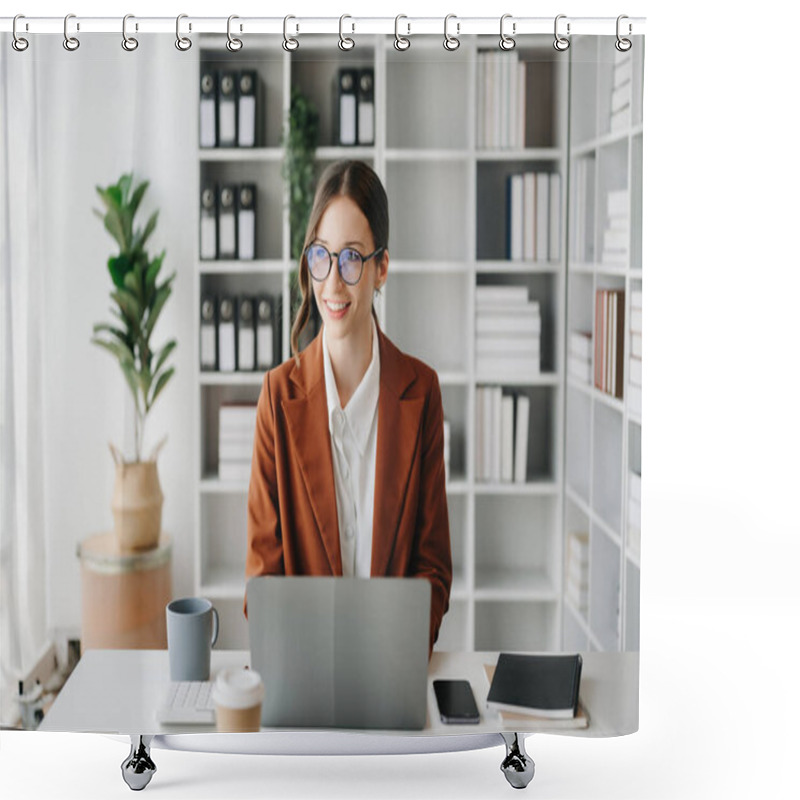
{"left": 244, "top": 326, "right": 452, "bottom": 654}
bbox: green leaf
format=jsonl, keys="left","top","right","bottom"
{"left": 138, "top": 210, "right": 159, "bottom": 250}
{"left": 153, "top": 339, "right": 177, "bottom": 375}
{"left": 145, "top": 252, "right": 164, "bottom": 299}
{"left": 120, "top": 360, "right": 142, "bottom": 414}
{"left": 129, "top": 180, "right": 149, "bottom": 220}
{"left": 91, "top": 337, "right": 135, "bottom": 365}
{"left": 118, "top": 174, "right": 133, "bottom": 203}
{"left": 92, "top": 324, "right": 134, "bottom": 354}
{"left": 107, "top": 255, "right": 132, "bottom": 289}
{"left": 103, "top": 212, "right": 126, "bottom": 251}
{"left": 144, "top": 274, "right": 175, "bottom": 337}
{"left": 111, "top": 289, "right": 142, "bottom": 332}
{"left": 123, "top": 269, "right": 142, "bottom": 304}
{"left": 148, "top": 366, "right": 175, "bottom": 411}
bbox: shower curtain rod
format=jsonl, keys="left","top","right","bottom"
{"left": 0, "top": 15, "right": 646, "bottom": 37}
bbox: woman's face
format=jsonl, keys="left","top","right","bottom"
{"left": 310, "top": 194, "right": 388, "bottom": 347}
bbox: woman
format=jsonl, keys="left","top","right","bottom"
{"left": 245, "top": 160, "right": 452, "bottom": 655}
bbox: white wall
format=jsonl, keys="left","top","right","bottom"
{"left": 37, "top": 35, "right": 199, "bottom": 637}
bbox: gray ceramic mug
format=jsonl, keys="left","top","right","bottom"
{"left": 166, "top": 597, "right": 219, "bottom": 681}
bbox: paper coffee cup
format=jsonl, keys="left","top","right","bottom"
{"left": 213, "top": 668, "right": 263, "bottom": 733}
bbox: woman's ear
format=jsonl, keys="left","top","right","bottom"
{"left": 376, "top": 249, "right": 389, "bottom": 290}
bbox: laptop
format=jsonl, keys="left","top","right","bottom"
{"left": 246, "top": 576, "right": 431, "bottom": 730}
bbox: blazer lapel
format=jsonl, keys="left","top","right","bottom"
{"left": 371, "top": 330, "right": 425, "bottom": 577}
{"left": 282, "top": 334, "right": 342, "bottom": 575}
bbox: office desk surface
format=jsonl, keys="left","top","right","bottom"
{"left": 40, "top": 649, "right": 638, "bottom": 738}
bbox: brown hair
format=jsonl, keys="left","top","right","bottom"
{"left": 291, "top": 160, "right": 389, "bottom": 361}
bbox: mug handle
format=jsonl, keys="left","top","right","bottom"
{"left": 210, "top": 606, "right": 219, "bottom": 648}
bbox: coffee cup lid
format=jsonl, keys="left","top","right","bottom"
{"left": 212, "top": 667, "right": 264, "bottom": 709}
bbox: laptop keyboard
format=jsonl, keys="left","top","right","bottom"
{"left": 156, "top": 681, "right": 215, "bottom": 725}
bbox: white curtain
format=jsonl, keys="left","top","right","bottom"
{"left": 0, "top": 41, "right": 50, "bottom": 725}
{"left": 0, "top": 36, "right": 196, "bottom": 725}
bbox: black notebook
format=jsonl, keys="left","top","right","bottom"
{"left": 486, "top": 653, "right": 582, "bottom": 719}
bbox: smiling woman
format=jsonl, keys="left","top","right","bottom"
{"left": 244, "top": 161, "right": 453, "bottom": 656}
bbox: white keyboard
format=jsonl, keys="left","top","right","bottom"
{"left": 156, "top": 681, "right": 216, "bottom": 725}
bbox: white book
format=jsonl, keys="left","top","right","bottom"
{"left": 628, "top": 525, "right": 641, "bottom": 558}
{"left": 483, "top": 386, "right": 493, "bottom": 482}
{"left": 549, "top": 173, "right": 561, "bottom": 262}
{"left": 238, "top": 94, "right": 256, "bottom": 147}
{"left": 475, "top": 387, "right": 484, "bottom": 482}
{"left": 510, "top": 174, "right": 524, "bottom": 260}
{"left": 476, "top": 285, "right": 530, "bottom": 305}
{"left": 628, "top": 496, "right": 641, "bottom": 529}
{"left": 477, "top": 53, "right": 485, "bottom": 148}
{"left": 629, "top": 471, "right": 642, "bottom": 502}
{"left": 220, "top": 404, "right": 258, "bottom": 423}
{"left": 218, "top": 461, "right": 252, "bottom": 482}
{"left": 613, "top": 58, "right": 633, "bottom": 88}
{"left": 493, "top": 387, "right": 503, "bottom": 482}
{"left": 610, "top": 106, "right": 632, "bottom": 133}
{"left": 568, "top": 355, "right": 592, "bottom": 384}
{"left": 218, "top": 321, "right": 236, "bottom": 373}
{"left": 611, "top": 83, "right": 631, "bottom": 114}
{"left": 501, "top": 394, "right": 514, "bottom": 483}
{"left": 476, "top": 314, "right": 542, "bottom": 336}
{"left": 493, "top": 53, "right": 502, "bottom": 150}
{"left": 566, "top": 581, "right": 589, "bottom": 611}
{"left": 631, "top": 332, "right": 642, "bottom": 358}
{"left": 476, "top": 356, "right": 541, "bottom": 377}
{"left": 523, "top": 172, "right": 535, "bottom": 261}
{"left": 518, "top": 62, "right": 526, "bottom": 149}
{"left": 629, "top": 356, "right": 642, "bottom": 386}
{"left": 606, "top": 189, "right": 629, "bottom": 218}
{"left": 238, "top": 208, "right": 256, "bottom": 261}
{"left": 567, "top": 531, "right": 590, "bottom": 563}
{"left": 513, "top": 394, "right": 530, "bottom": 483}
{"left": 200, "top": 215, "right": 217, "bottom": 260}
{"left": 631, "top": 308, "right": 642, "bottom": 334}
{"left": 219, "top": 443, "right": 254, "bottom": 461}
{"left": 603, "top": 228, "right": 629, "bottom": 253}
{"left": 199, "top": 94, "right": 216, "bottom": 148}
{"left": 476, "top": 298, "right": 540, "bottom": 315}
{"left": 476, "top": 335, "right": 540, "bottom": 356}
{"left": 569, "top": 331, "right": 593, "bottom": 360}
{"left": 610, "top": 292, "right": 617, "bottom": 396}
{"left": 628, "top": 384, "right": 642, "bottom": 416}
{"left": 536, "top": 172, "right": 549, "bottom": 262}
{"left": 567, "top": 559, "right": 589, "bottom": 588}
{"left": 631, "top": 290, "right": 643, "bottom": 309}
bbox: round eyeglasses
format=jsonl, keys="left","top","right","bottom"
{"left": 305, "top": 243, "right": 385, "bottom": 286}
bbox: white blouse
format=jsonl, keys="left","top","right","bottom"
{"left": 322, "top": 318, "right": 380, "bottom": 577}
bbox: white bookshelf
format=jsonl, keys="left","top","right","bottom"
{"left": 563, "top": 35, "right": 644, "bottom": 654}
{"left": 192, "top": 33, "right": 641, "bottom": 654}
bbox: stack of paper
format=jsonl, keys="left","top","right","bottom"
{"left": 475, "top": 285, "right": 541, "bottom": 380}
{"left": 565, "top": 531, "right": 589, "bottom": 615}
{"left": 218, "top": 403, "right": 257, "bottom": 481}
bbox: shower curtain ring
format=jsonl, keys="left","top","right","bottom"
{"left": 499, "top": 14, "right": 516, "bottom": 50}
{"left": 283, "top": 15, "right": 299, "bottom": 51}
{"left": 176, "top": 14, "right": 192, "bottom": 51}
{"left": 122, "top": 14, "right": 138, "bottom": 51}
{"left": 12, "top": 14, "right": 29, "bottom": 52}
{"left": 554, "top": 14, "right": 570, "bottom": 51}
{"left": 64, "top": 14, "right": 80, "bottom": 51}
{"left": 394, "top": 15, "right": 410, "bottom": 51}
{"left": 227, "top": 15, "right": 243, "bottom": 51}
{"left": 339, "top": 15, "right": 355, "bottom": 51}
{"left": 615, "top": 15, "right": 632, "bottom": 52}
{"left": 443, "top": 14, "right": 460, "bottom": 51}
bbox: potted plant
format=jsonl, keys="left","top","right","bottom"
{"left": 91, "top": 173, "right": 177, "bottom": 551}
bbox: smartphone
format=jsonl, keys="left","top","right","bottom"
{"left": 433, "top": 679, "right": 480, "bottom": 724}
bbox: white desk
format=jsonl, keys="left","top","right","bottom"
{"left": 40, "top": 649, "right": 638, "bottom": 790}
